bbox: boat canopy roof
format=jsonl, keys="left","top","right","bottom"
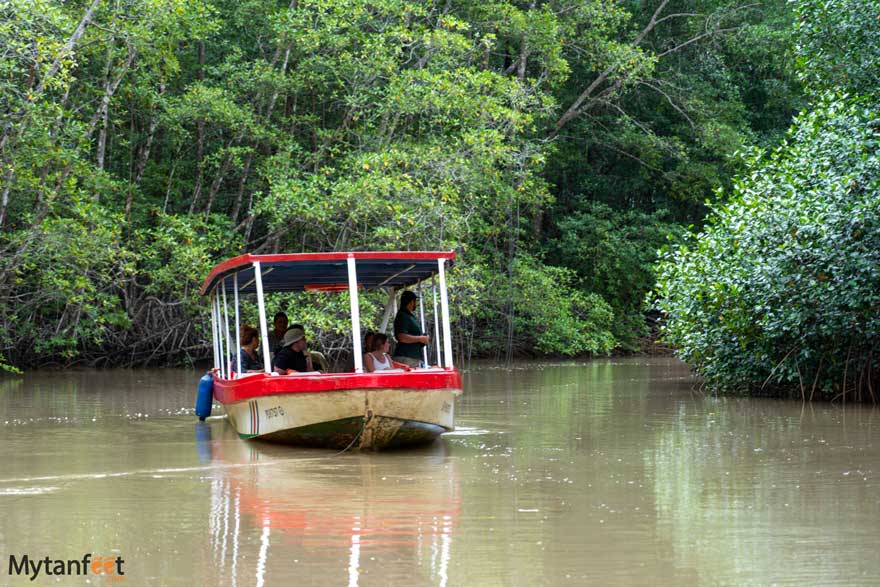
{"left": 201, "top": 251, "right": 455, "bottom": 296}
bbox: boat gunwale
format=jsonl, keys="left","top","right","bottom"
{"left": 213, "top": 368, "right": 462, "bottom": 404}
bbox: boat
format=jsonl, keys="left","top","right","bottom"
{"left": 198, "top": 251, "right": 463, "bottom": 450}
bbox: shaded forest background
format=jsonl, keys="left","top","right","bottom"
{"left": 0, "top": 0, "right": 804, "bottom": 369}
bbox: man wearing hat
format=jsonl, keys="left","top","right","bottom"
{"left": 273, "top": 327, "right": 313, "bottom": 374}
{"left": 393, "top": 290, "right": 429, "bottom": 368}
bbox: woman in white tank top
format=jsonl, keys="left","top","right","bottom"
{"left": 364, "top": 333, "right": 412, "bottom": 372}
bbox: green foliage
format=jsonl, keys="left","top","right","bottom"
{"left": 510, "top": 256, "right": 616, "bottom": 357}
{"left": 654, "top": 97, "right": 880, "bottom": 398}
{"left": 1, "top": 200, "right": 132, "bottom": 361}
{"left": 546, "top": 2, "right": 802, "bottom": 213}
{"left": 545, "top": 202, "right": 684, "bottom": 344}
{"left": 794, "top": 0, "right": 880, "bottom": 100}
{"left": 136, "top": 212, "right": 238, "bottom": 308}
{"left": 0, "top": 355, "right": 22, "bottom": 375}
{"left": 0, "top": 0, "right": 806, "bottom": 367}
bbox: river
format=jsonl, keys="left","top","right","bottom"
{"left": 0, "top": 358, "right": 878, "bottom": 585}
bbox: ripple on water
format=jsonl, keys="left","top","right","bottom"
{"left": 0, "top": 486, "right": 59, "bottom": 495}
{"left": 441, "top": 427, "right": 492, "bottom": 436}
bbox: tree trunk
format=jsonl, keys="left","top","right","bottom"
{"left": 516, "top": 2, "right": 534, "bottom": 83}
{"left": 87, "top": 46, "right": 136, "bottom": 142}
{"left": 162, "top": 159, "right": 178, "bottom": 213}
{"left": 230, "top": 151, "right": 254, "bottom": 224}
{"left": 96, "top": 41, "right": 115, "bottom": 171}
{"left": 126, "top": 82, "right": 166, "bottom": 219}
{"left": 203, "top": 145, "right": 234, "bottom": 216}
{"left": 189, "top": 41, "right": 206, "bottom": 213}
{"left": 0, "top": 168, "right": 14, "bottom": 227}
{"left": 243, "top": 191, "right": 256, "bottom": 243}
{"left": 56, "top": 45, "right": 136, "bottom": 197}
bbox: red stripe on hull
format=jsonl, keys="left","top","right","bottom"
{"left": 213, "top": 369, "right": 462, "bottom": 404}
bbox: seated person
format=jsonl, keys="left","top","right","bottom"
{"left": 235, "top": 326, "right": 264, "bottom": 373}
{"left": 290, "top": 323, "right": 327, "bottom": 372}
{"left": 393, "top": 290, "right": 429, "bottom": 368}
{"left": 364, "top": 333, "right": 412, "bottom": 372}
{"left": 273, "top": 327, "right": 313, "bottom": 374}
{"left": 267, "top": 312, "right": 289, "bottom": 356}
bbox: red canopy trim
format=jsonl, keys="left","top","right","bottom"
{"left": 200, "top": 251, "right": 455, "bottom": 296}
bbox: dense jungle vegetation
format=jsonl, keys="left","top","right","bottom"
{"left": 655, "top": 0, "right": 880, "bottom": 401}
{"left": 0, "top": 0, "right": 826, "bottom": 375}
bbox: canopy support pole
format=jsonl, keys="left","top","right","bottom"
{"left": 254, "top": 261, "right": 272, "bottom": 374}
{"left": 234, "top": 273, "right": 241, "bottom": 378}
{"left": 417, "top": 280, "right": 428, "bottom": 367}
{"left": 347, "top": 256, "right": 363, "bottom": 373}
{"left": 378, "top": 287, "right": 396, "bottom": 334}
{"left": 215, "top": 294, "right": 226, "bottom": 379}
{"left": 438, "top": 259, "right": 453, "bottom": 369}
{"left": 211, "top": 292, "right": 220, "bottom": 372}
{"left": 222, "top": 279, "right": 232, "bottom": 379}
{"left": 432, "top": 276, "right": 441, "bottom": 367}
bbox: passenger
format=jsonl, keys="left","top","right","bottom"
{"left": 267, "top": 312, "right": 289, "bottom": 355}
{"left": 365, "top": 333, "right": 412, "bottom": 372}
{"left": 235, "top": 326, "right": 264, "bottom": 373}
{"left": 363, "top": 331, "right": 375, "bottom": 359}
{"left": 273, "top": 327, "right": 313, "bottom": 374}
{"left": 289, "top": 323, "right": 326, "bottom": 373}
{"left": 393, "top": 290, "right": 429, "bottom": 368}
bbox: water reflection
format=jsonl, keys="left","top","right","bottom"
{"left": 199, "top": 423, "right": 460, "bottom": 586}
{"left": 648, "top": 397, "right": 880, "bottom": 584}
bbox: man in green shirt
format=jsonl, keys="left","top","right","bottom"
{"left": 393, "top": 290, "right": 428, "bottom": 368}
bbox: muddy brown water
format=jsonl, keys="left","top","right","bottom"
{"left": 1, "top": 358, "right": 878, "bottom": 585}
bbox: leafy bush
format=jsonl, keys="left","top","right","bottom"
{"left": 795, "top": 0, "right": 880, "bottom": 99}
{"left": 492, "top": 255, "right": 614, "bottom": 357}
{"left": 654, "top": 96, "right": 880, "bottom": 399}
{"left": 0, "top": 201, "right": 131, "bottom": 364}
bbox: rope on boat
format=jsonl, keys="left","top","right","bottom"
{"left": 332, "top": 409, "right": 373, "bottom": 456}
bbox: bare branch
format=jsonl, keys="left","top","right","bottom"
{"left": 551, "top": 0, "right": 673, "bottom": 138}
{"left": 638, "top": 80, "right": 695, "bottom": 129}
{"left": 656, "top": 27, "right": 741, "bottom": 59}
{"left": 597, "top": 141, "right": 664, "bottom": 174}
{"left": 633, "top": 0, "right": 671, "bottom": 46}
{"left": 653, "top": 12, "right": 701, "bottom": 26}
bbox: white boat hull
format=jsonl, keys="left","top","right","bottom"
{"left": 222, "top": 387, "right": 460, "bottom": 450}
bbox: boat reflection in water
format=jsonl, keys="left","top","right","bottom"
{"left": 196, "top": 420, "right": 460, "bottom": 586}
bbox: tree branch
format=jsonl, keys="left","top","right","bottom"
{"left": 550, "top": 1, "right": 744, "bottom": 138}
{"left": 656, "top": 27, "right": 740, "bottom": 59}
{"left": 638, "top": 80, "right": 695, "bottom": 129}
